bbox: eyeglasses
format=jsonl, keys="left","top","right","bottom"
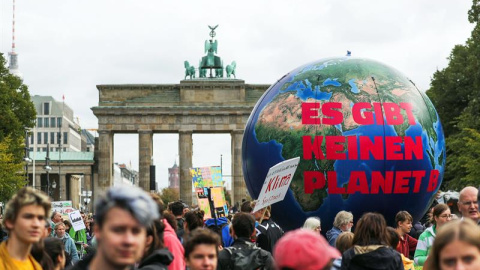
{"left": 460, "top": 201, "right": 477, "bottom": 206}
{"left": 439, "top": 214, "right": 453, "bottom": 219}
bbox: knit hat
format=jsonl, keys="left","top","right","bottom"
{"left": 274, "top": 229, "right": 341, "bottom": 270}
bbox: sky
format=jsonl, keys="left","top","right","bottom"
{"left": 0, "top": 0, "right": 475, "bottom": 189}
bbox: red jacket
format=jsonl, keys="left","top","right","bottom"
{"left": 396, "top": 233, "right": 418, "bottom": 258}
{"left": 163, "top": 219, "right": 185, "bottom": 270}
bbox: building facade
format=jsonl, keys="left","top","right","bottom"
{"left": 30, "top": 95, "right": 82, "bottom": 152}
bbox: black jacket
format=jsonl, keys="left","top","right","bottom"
{"left": 217, "top": 238, "right": 274, "bottom": 270}
{"left": 67, "top": 252, "right": 135, "bottom": 270}
{"left": 255, "top": 219, "right": 283, "bottom": 253}
{"left": 341, "top": 245, "right": 404, "bottom": 270}
{"left": 138, "top": 249, "right": 174, "bottom": 270}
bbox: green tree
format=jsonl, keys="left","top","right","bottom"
{"left": 0, "top": 137, "right": 25, "bottom": 202}
{"left": 427, "top": 0, "right": 480, "bottom": 188}
{"left": 160, "top": 187, "right": 180, "bottom": 205}
{"left": 0, "top": 53, "right": 36, "bottom": 161}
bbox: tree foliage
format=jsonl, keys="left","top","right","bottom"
{"left": 0, "top": 137, "right": 26, "bottom": 202}
{"left": 0, "top": 53, "right": 36, "bottom": 161}
{"left": 427, "top": 1, "right": 480, "bottom": 189}
{"left": 160, "top": 187, "right": 180, "bottom": 205}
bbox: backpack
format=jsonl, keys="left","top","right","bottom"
{"left": 205, "top": 218, "right": 229, "bottom": 243}
{"left": 224, "top": 245, "right": 273, "bottom": 270}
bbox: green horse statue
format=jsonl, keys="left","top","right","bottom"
{"left": 226, "top": 61, "right": 236, "bottom": 78}
{"left": 184, "top": 61, "right": 196, "bottom": 79}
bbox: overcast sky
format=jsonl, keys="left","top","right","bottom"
{"left": 0, "top": 0, "right": 475, "bottom": 189}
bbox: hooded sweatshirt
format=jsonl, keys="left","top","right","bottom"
{"left": 138, "top": 248, "right": 174, "bottom": 270}
{"left": 341, "top": 245, "right": 404, "bottom": 270}
{"left": 162, "top": 219, "right": 185, "bottom": 270}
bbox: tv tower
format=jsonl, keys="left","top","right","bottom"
{"left": 8, "top": 0, "right": 22, "bottom": 78}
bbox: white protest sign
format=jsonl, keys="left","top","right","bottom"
{"left": 253, "top": 157, "right": 300, "bottom": 213}
{"left": 68, "top": 210, "right": 86, "bottom": 232}
{"left": 51, "top": 201, "right": 74, "bottom": 215}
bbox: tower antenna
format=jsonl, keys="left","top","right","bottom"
{"left": 8, "top": 0, "right": 21, "bottom": 77}
{"left": 12, "top": 0, "right": 15, "bottom": 53}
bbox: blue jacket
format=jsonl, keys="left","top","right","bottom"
{"left": 326, "top": 226, "right": 342, "bottom": 247}
{"left": 58, "top": 233, "right": 79, "bottom": 263}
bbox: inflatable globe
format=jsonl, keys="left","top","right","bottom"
{"left": 242, "top": 57, "right": 445, "bottom": 231}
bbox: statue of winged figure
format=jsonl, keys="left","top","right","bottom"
{"left": 208, "top": 25, "right": 218, "bottom": 31}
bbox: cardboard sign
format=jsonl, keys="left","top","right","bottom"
{"left": 210, "top": 187, "right": 226, "bottom": 208}
{"left": 253, "top": 157, "right": 300, "bottom": 213}
{"left": 68, "top": 210, "right": 86, "bottom": 232}
{"left": 197, "top": 198, "right": 212, "bottom": 219}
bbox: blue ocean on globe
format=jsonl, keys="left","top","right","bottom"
{"left": 242, "top": 57, "right": 446, "bottom": 231}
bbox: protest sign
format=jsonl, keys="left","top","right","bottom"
{"left": 211, "top": 187, "right": 226, "bottom": 208}
{"left": 68, "top": 210, "right": 86, "bottom": 232}
{"left": 253, "top": 157, "right": 300, "bottom": 213}
{"left": 191, "top": 166, "right": 223, "bottom": 188}
{"left": 51, "top": 201, "right": 74, "bottom": 215}
{"left": 197, "top": 198, "right": 212, "bottom": 219}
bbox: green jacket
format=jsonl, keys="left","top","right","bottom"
{"left": 414, "top": 225, "right": 436, "bottom": 266}
{"left": 69, "top": 227, "right": 87, "bottom": 251}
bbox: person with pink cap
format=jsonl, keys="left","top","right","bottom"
{"left": 273, "top": 229, "right": 340, "bottom": 270}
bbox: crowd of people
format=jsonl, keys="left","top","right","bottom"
{"left": 1, "top": 184, "right": 480, "bottom": 270}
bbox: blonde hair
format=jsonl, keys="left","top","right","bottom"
{"left": 250, "top": 201, "right": 271, "bottom": 218}
{"left": 54, "top": 222, "right": 65, "bottom": 230}
{"left": 3, "top": 187, "right": 51, "bottom": 231}
{"left": 303, "top": 217, "right": 321, "bottom": 231}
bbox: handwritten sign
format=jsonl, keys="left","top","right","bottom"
{"left": 68, "top": 210, "right": 86, "bottom": 232}
{"left": 51, "top": 201, "right": 74, "bottom": 215}
{"left": 253, "top": 157, "right": 300, "bottom": 213}
{"left": 197, "top": 198, "right": 212, "bottom": 219}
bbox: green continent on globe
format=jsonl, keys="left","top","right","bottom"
{"left": 254, "top": 58, "right": 441, "bottom": 212}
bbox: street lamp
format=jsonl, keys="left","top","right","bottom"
{"left": 44, "top": 143, "right": 52, "bottom": 197}
{"left": 23, "top": 130, "right": 32, "bottom": 183}
{"left": 83, "top": 197, "right": 91, "bottom": 214}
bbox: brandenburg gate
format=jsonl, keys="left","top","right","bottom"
{"left": 92, "top": 26, "right": 269, "bottom": 205}
{"left": 92, "top": 80, "right": 268, "bottom": 205}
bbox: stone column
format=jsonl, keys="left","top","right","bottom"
{"left": 84, "top": 173, "right": 93, "bottom": 213}
{"left": 98, "top": 130, "right": 113, "bottom": 199}
{"left": 231, "top": 130, "right": 245, "bottom": 205}
{"left": 84, "top": 174, "right": 92, "bottom": 193}
{"left": 59, "top": 173, "right": 67, "bottom": 200}
{"left": 139, "top": 130, "right": 153, "bottom": 191}
{"left": 35, "top": 174, "right": 41, "bottom": 190}
{"left": 179, "top": 131, "right": 193, "bottom": 205}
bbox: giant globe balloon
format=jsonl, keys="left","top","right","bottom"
{"left": 242, "top": 57, "right": 445, "bottom": 231}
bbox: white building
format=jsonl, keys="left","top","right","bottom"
{"left": 30, "top": 95, "right": 82, "bottom": 152}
